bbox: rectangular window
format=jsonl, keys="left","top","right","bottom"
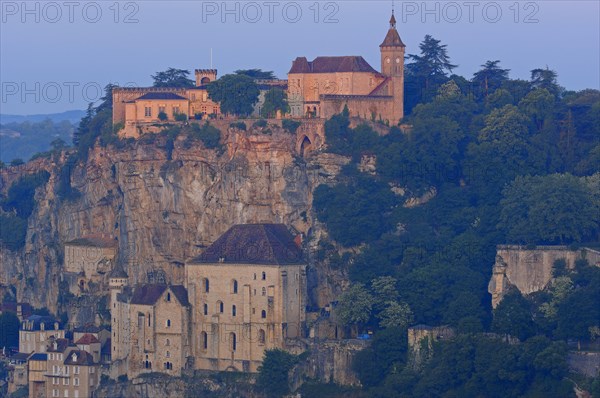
{"left": 144, "top": 107, "right": 152, "bottom": 117}
{"left": 74, "top": 378, "right": 79, "bottom": 386}
{"left": 63, "top": 378, "right": 69, "bottom": 386}
{"left": 74, "top": 366, "right": 79, "bottom": 375}
{"left": 74, "top": 391, "right": 79, "bottom": 398}
{"left": 172, "top": 106, "right": 180, "bottom": 114}
{"left": 64, "top": 390, "right": 69, "bottom": 397}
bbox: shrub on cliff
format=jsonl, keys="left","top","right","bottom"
{"left": 1, "top": 171, "right": 50, "bottom": 218}
{"left": 0, "top": 213, "right": 27, "bottom": 251}
{"left": 188, "top": 123, "right": 223, "bottom": 152}
{"left": 282, "top": 119, "right": 301, "bottom": 134}
{"left": 257, "top": 349, "right": 299, "bottom": 398}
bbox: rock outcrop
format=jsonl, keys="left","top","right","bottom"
{"left": 488, "top": 245, "right": 600, "bottom": 308}
{"left": 0, "top": 123, "right": 350, "bottom": 320}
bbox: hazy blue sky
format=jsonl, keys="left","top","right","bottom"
{"left": 1, "top": 0, "right": 598, "bottom": 114}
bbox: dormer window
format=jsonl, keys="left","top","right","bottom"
{"left": 72, "top": 353, "right": 78, "bottom": 362}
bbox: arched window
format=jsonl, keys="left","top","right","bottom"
{"left": 166, "top": 339, "right": 170, "bottom": 346}
{"left": 166, "top": 351, "right": 170, "bottom": 358}
{"left": 230, "top": 332, "right": 237, "bottom": 351}
{"left": 203, "top": 303, "right": 208, "bottom": 315}
{"left": 261, "top": 310, "right": 266, "bottom": 319}
{"left": 232, "top": 305, "right": 237, "bottom": 317}
{"left": 217, "top": 301, "right": 224, "bottom": 313}
{"left": 166, "top": 319, "right": 171, "bottom": 328}
{"left": 201, "top": 331, "right": 208, "bottom": 350}
{"left": 148, "top": 313, "right": 151, "bottom": 327}
{"left": 232, "top": 280, "right": 238, "bottom": 294}
{"left": 262, "top": 272, "right": 266, "bottom": 280}
{"left": 258, "top": 329, "right": 266, "bottom": 345}
{"left": 262, "top": 287, "right": 266, "bottom": 296}
{"left": 203, "top": 278, "right": 210, "bottom": 293}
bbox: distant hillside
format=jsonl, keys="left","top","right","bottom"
{"left": 0, "top": 110, "right": 85, "bottom": 124}
{"left": 0, "top": 119, "right": 76, "bottom": 163}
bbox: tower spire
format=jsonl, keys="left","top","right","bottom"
{"left": 390, "top": 1, "right": 396, "bottom": 28}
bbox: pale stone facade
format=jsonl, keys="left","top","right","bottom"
{"left": 112, "top": 69, "right": 222, "bottom": 138}
{"left": 19, "top": 316, "right": 64, "bottom": 354}
{"left": 45, "top": 348, "right": 99, "bottom": 398}
{"left": 110, "top": 281, "right": 192, "bottom": 378}
{"left": 63, "top": 236, "right": 117, "bottom": 296}
{"left": 186, "top": 224, "right": 306, "bottom": 372}
{"left": 109, "top": 223, "right": 306, "bottom": 376}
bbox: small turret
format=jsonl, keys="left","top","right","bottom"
{"left": 109, "top": 262, "right": 128, "bottom": 289}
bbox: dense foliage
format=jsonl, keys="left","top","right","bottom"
{"left": 261, "top": 87, "right": 289, "bottom": 118}
{"left": 313, "top": 34, "right": 600, "bottom": 396}
{"left": 152, "top": 68, "right": 195, "bottom": 88}
{"left": 0, "top": 171, "right": 50, "bottom": 251}
{"left": 207, "top": 73, "right": 260, "bottom": 116}
{"left": 0, "top": 311, "right": 20, "bottom": 349}
{"left": 257, "top": 349, "right": 300, "bottom": 398}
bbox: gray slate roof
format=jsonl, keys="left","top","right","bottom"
{"left": 191, "top": 224, "right": 303, "bottom": 265}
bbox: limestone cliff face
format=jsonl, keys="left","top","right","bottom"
{"left": 0, "top": 124, "right": 349, "bottom": 317}
{"left": 488, "top": 245, "right": 600, "bottom": 308}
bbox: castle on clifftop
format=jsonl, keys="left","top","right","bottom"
{"left": 112, "top": 12, "right": 405, "bottom": 138}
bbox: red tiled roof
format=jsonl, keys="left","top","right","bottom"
{"left": 75, "top": 334, "right": 99, "bottom": 345}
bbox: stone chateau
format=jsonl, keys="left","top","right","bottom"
{"left": 112, "top": 13, "right": 406, "bottom": 138}
{"left": 110, "top": 224, "right": 306, "bottom": 377}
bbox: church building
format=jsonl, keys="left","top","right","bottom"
{"left": 287, "top": 13, "right": 405, "bottom": 124}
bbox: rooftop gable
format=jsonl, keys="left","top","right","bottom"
{"left": 289, "top": 56, "right": 378, "bottom": 74}
{"left": 191, "top": 224, "right": 303, "bottom": 265}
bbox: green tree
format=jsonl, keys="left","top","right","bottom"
{"left": 256, "top": 349, "right": 299, "bottom": 398}
{"left": 1, "top": 171, "right": 50, "bottom": 218}
{"left": 498, "top": 174, "right": 599, "bottom": 244}
{"left": 472, "top": 60, "right": 510, "bottom": 98}
{"left": 0, "top": 312, "right": 19, "bottom": 349}
{"left": 261, "top": 87, "right": 289, "bottom": 118}
{"left": 206, "top": 74, "right": 260, "bottom": 116}
{"left": 234, "top": 69, "right": 276, "bottom": 80}
{"left": 407, "top": 35, "right": 457, "bottom": 88}
{"left": 491, "top": 290, "right": 536, "bottom": 341}
{"left": 377, "top": 301, "right": 413, "bottom": 329}
{"left": 336, "top": 283, "right": 374, "bottom": 326}
{"left": 152, "top": 68, "right": 194, "bottom": 88}
{"left": 50, "top": 138, "right": 67, "bottom": 152}
{"left": 530, "top": 67, "right": 562, "bottom": 97}
{"left": 519, "top": 88, "right": 555, "bottom": 131}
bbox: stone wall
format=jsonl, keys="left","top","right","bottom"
{"left": 290, "top": 339, "right": 368, "bottom": 389}
{"left": 488, "top": 245, "right": 600, "bottom": 308}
